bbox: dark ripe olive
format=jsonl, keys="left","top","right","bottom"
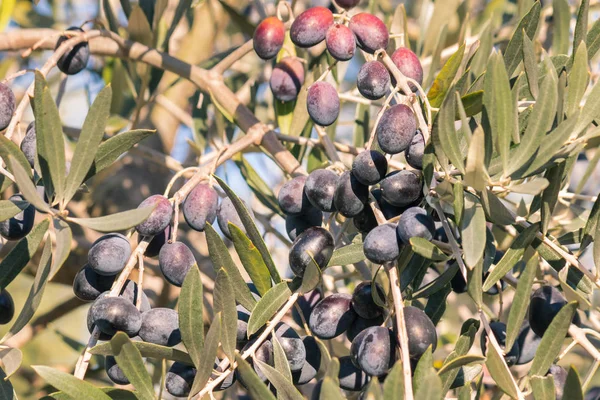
{"left": 270, "top": 57, "right": 305, "bottom": 102}
{"left": 307, "top": 81, "right": 340, "bottom": 126}
{"left": 391, "top": 47, "right": 424, "bottom": 91}
{"left": 139, "top": 308, "right": 181, "bottom": 347}
{"left": 349, "top": 13, "right": 389, "bottom": 54}
{"left": 396, "top": 207, "right": 435, "bottom": 244}
{"left": 292, "top": 336, "right": 321, "bottom": 385}
{"left": 88, "top": 296, "right": 142, "bottom": 337}
{"left": 0, "top": 83, "right": 16, "bottom": 131}
{"left": 278, "top": 176, "right": 312, "bottom": 215}
{"left": 335, "top": 0, "right": 361, "bottom": 10}
{"left": 363, "top": 223, "right": 400, "bottom": 265}
{"left": 290, "top": 7, "right": 334, "bottom": 48}
{"left": 309, "top": 293, "right": 357, "bottom": 339}
{"left": 158, "top": 241, "right": 197, "bottom": 287}
{"left": 350, "top": 326, "right": 396, "bottom": 376}
{"left": 480, "top": 321, "right": 520, "bottom": 366}
{"left": 135, "top": 195, "right": 173, "bottom": 237}
{"left": 326, "top": 24, "right": 356, "bottom": 61}
{"left": 55, "top": 27, "right": 90, "bottom": 75}
{"left": 73, "top": 265, "right": 116, "bottom": 302}
{"left": 183, "top": 183, "right": 218, "bottom": 232}
{"left": 238, "top": 339, "right": 273, "bottom": 383}
{"left": 515, "top": 321, "right": 542, "bottom": 365}
{"left": 274, "top": 322, "right": 306, "bottom": 372}
{"left": 105, "top": 356, "right": 129, "bottom": 385}
{"left": 253, "top": 17, "right": 285, "bottom": 60}
{"left": 379, "top": 170, "right": 422, "bottom": 208}
{"left": 166, "top": 362, "right": 196, "bottom": 397}
{"left": 403, "top": 306, "right": 437, "bottom": 359}
{"left": 88, "top": 233, "right": 131, "bottom": 276}
{"left": 334, "top": 171, "right": 369, "bottom": 218}
{"left": 338, "top": 355, "right": 370, "bottom": 391}
{"left": 20, "top": 122, "right": 36, "bottom": 167}
{"left": 0, "top": 290, "right": 14, "bottom": 325}
{"left": 0, "top": 194, "right": 35, "bottom": 241}
{"left": 143, "top": 225, "right": 170, "bottom": 258}
{"left": 353, "top": 205, "right": 378, "bottom": 234}
{"left": 289, "top": 226, "right": 334, "bottom": 277}
{"left": 285, "top": 207, "right": 323, "bottom": 241}
{"left": 352, "top": 150, "right": 388, "bottom": 185}
{"left": 376, "top": 104, "right": 417, "bottom": 154}
{"left": 217, "top": 196, "right": 254, "bottom": 240}
{"left": 405, "top": 130, "right": 425, "bottom": 170}
{"left": 529, "top": 285, "right": 581, "bottom": 337}
{"left": 292, "top": 288, "right": 323, "bottom": 326}
{"left": 547, "top": 364, "right": 567, "bottom": 400}
{"left": 347, "top": 314, "right": 385, "bottom": 343}
{"left": 304, "top": 169, "right": 338, "bottom": 212}
{"left": 351, "top": 281, "right": 386, "bottom": 319}
{"left": 357, "top": 61, "right": 391, "bottom": 101}
{"left": 585, "top": 387, "right": 600, "bottom": 400}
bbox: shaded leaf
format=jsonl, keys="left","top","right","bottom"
{"left": 522, "top": 33, "right": 539, "bottom": 99}
{"left": 234, "top": 155, "right": 281, "bottom": 216}
{"left": 272, "top": 335, "right": 292, "bottom": 382}
{"left": 49, "top": 219, "right": 71, "bottom": 280}
{"left": 190, "top": 313, "right": 221, "bottom": 397}
{"left": 255, "top": 359, "right": 304, "bottom": 400}
{"left": 573, "top": 0, "right": 590, "bottom": 54}
{"left": 428, "top": 44, "right": 465, "bottom": 108}
{"left": 553, "top": 0, "right": 570, "bottom": 55}
{"left": 0, "top": 134, "right": 32, "bottom": 179}
{"left": 383, "top": 359, "right": 404, "bottom": 400}
{"left": 563, "top": 366, "right": 584, "bottom": 400}
{"left": 327, "top": 243, "right": 365, "bottom": 267}
{"left": 90, "top": 341, "right": 193, "bottom": 364}
{"left": 69, "top": 206, "right": 155, "bottom": 232}
{"left": 235, "top": 354, "right": 276, "bottom": 400}
{"left": 504, "top": 1, "right": 541, "bottom": 76}
{"left": 480, "top": 189, "right": 515, "bottom": 226}
{"left": 179, "top": 266, "right": 204, "bottom": 368}
{"left": 0, "top": 347, "right": 22, "bottom": 379}
{"left": 213, "top": 269, "right": 237, "bottom": 363}
{"left": 33, "top": 366, "right": 111, "bottom": 400}
{"left": 461, "top": 193, "right": 486, "bottom": 268}
{"left": 320, "top": 376, "right": 344, "bottom": 400}
{"left": 434, "top": 86, "right": 465, "bottom": 173}
{"left": 229, "top": 223, "right": 272, "bottom": 296}
{"left": 587, "top": 18, "right": 600, "bottom": 60}
{"left": 0, "top": 199, "right": 29, "bottom": 222}
{"left": 505, "top": 253, "right": 538, "bottom": 350}
{"left": 484, "top": 333, "right": 520, "bottom": 398}
{"left": 247, "top": 282, "right": 291, "bottom": 336}
{"left": 110, "top": 333, "right": 154, "bottom": 400}
{"left": 8, "top": 156, "right": 50, "bottom": 213}
{"left": 437, "top": 355, "right": 486, "bottom": 376}
{"left": 410, "top": 237, "right": 449, "bottom": 262}
{"left": 464, "top": 126, "right": 488, "bottom": 191}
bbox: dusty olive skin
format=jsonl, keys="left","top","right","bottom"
{"left": 363, "top": 223, "right": 400, "bottom": 265}
{"left": 270, "top": 57, "right": 305, "bottom": 102}
{"left": 285, "top": 207, "right": 323, "bottom": 240}
{"left": 212, "top": 358, "right": 237, "bottom": 391}
{"left": 335, "top": 0, "right": 361, "bottom": 9}
{"left": 166, "top": 362, "right": 196, "bottom": 397}
{"left": 480, "top": 321, "right": 520, "bottom": 366}
{"left": 238, "top": 339, "right": 274, "bottom": 383}
{"left": 396, "top": 207, "right": 435, "bottom": 244}
{"left": 135, "top": 195, "right": 173, "bottom": 236}
{"left": 391, "top": 47, "right": 424, "bottom": 90}
{"left": 304, "top": 169, "right": 338, "bottom": 212}
{"left": 278, "top": 176, "right": 312, "bottom": 215}
{"left": 347, "top": 314, "right": 385, "bottom": 342}
{"left": 403, "top": 306, "right": 437, "bottom": 359}
{"left": 88, "top": 233, "right": 131, "bottom": 276}
{"left": 334, "top": 171, "right": 369, "bottom": 218}
{"left": 73, "top": 265, "right": 116, "bottom": 301}
{"left": 139, "top": 308, "right": 181, "bottom": 347}
{"left": 236, "top": 304, "right": 252, "bottom": 348}
{"left": 0, "top": 83, "right": 15, "bottom": 131}
{"left": 292, "top": 288, "right": 323, "bottom": 326}
{"left": 183, "top": 183, "right": 218, "bottom": 232}
{"left": 119, "top": 280, "right": 151, "bottom": 312}
{"left": 309, "top": 293, "right": 357, "bottom": 339}
{"left": 159, "top": 241, "right": 197, "bottom": 287}
{"left": 353, "top": 205, "right": 378, "bottom": 233}
{"left": 290, "top": 7, "right": 334, "bottom": 47}
{"left": 217, "top": 197, "right": 254, "bottom": 240}
{"left": 307, "top": 81, "right": 340, "bottom": 126}
{"left": 55, "top": 27, "right": 90, "bottom": 75}
{"left": 357, "top": 61, "right": 391, "bottom": 101}
{"left": 0, "top": 194, "right": 35, "bottom": 241}
{"left": 105, "top": 356, "right": 129, "bottom": 385}
{"left": 326, "top": 24, "right": 356, "bottom": 61}
{"left": 405, "top": 130, "right": 425, "bottom": 169}
{"left": 274, "top": 322, "right": 306, "bottom": 372}
{"left": 143, "top": 225, "right": 170, "bottom": 257}
{"left": 351, "top": 326, "right": 396, "bottom": 376}
{"left": 352, "top": 150, "right": 388, "bottom": 185}
{"left": 292, "top": 336, "right": 321, "bottom": 385}
{"left": 349, "top": 13, "right": 389, "bottom": 54}
{"left": 529, "top": 285, "right": 581, "bottom": 337}
{"left": 547, "top": 364, "right": 567, "bottom": 400}
{"left": 351, "top": 281, "right": 386, "bottom": 319}
{"left": 338, "top": 355, "right": 370, "bottom": 391}
{"left": 376, "top": 104, "right": 417, "bottom": 154}
{"left": 0, "top": 290, "right": 14, "bottom": 325}
{"left": 379, "top": 170, "right": 422, "bottom": 207}
{"left": 586, "top": 387, "right": 600, "bottom": 400}
{"left": 88, "top": 296, "right": 142, "bottom": 337}
{"left": 515, "top": 321, "right": 541, "bottom": 365}
{"left": 20, "top": 122, "right": 36, "bottom": 167}
{"left": 289, "top": 226, "right": 334, "bottom": 277}
{"left": 253, "top": 16, "right": 285, "bottom": 60}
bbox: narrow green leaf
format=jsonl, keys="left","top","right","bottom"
{"left": 190, "top": 313, "right": 221, "bottom": 397}
{"left": 205, "top": 223, "right": 256, "bottom": 311}
{"left": 43, "top": 388, "right": 137, "bottom": 400}
{"left": 0, "top": 134, "right": 32, "bottom": 178}
{"left": 410, "top": 237, "right": 449, "bottom": 262}
{"left": 110, "top": 333, "right": 154, "bottom": 400}
{"left": 428, "top": 44, "right": 465, "bottom": 108}
{"left": 484, "top": 334, "right": 520, "bottom": 398}
{"left": 573, "top": 70, "right": 600, "bottom": 136}
{"left": 434, "top": 86, "right": 465, "bottom": 173}
{"left": 414, "top": 370, "right": 443, "bottom": 400}
{"left": 272, "top": 335, "right": 292, "bottom": 382}
{"left": 413, "top": 347, "right": 434, "bottom": 394}
{"left": 0, "top": 199, "right": 29, "bottom": 222}
{"left": 49, "top": 219, "right": 71, "bottom": 280}
{"left": 484, "top": 52, "right": 514, "bottom": 174}
{"left": 90, "top": 341, "right": 193, "bottom": 364}
{"left": 247, "top": 282, "right": 291, "bottom": 336}
{"left": 1, "top": 240, "right": 52, "bottom": 342}
{"left": 234, "top": 354, "right": 276, "bottom": 400}
{"left": 437, "top": 355, "right": 486, "bottom": 376}
{"left": 8, "top": 156, "right": 50, "bottom": 213}
{"left": 214, "top": 175, "right": 281, "bottom": 283}
{"left": 567, "top": 43, "right": 589, "bottom": 118}
{"left": 530, "top": 302, "right": 578, "bottom": 376}
{"left": 461, "top": 193, "right": 486, "bottom": 268}
{"left": 480, "top": 189, "right": 516, "bottom": 226}
{"left": 68, "top": 206, "right": 154, "bottom": 232}
{"left": 33, "top": 366, "right": 111, "bottom": 400}
{"left": 383, "top": 359, "right": 404, "bottom": 400}
{"left": 505, "top": 253, "right": 538, "bottom": 350}
{"left": 255, "top": 360, "right": 304, "bottom": 400}
{"left": 440, "top": 319, "right": 480, "bottom": 393}
{"left": 453, "top": 182, "right": 464, "bottom": 226}
{"left": 464, "top": 126, "right": 488, "bottom": 191}
{"left": 559, "top": 266, "right": 591, "bottom": 310}
{"left": 508, "top": 61, "right": 558, "bottom": 178}
{"left": 530, "top": 375, "right": 556, "bottom": 400}
{"left": 362, "top": 377, "right": 383, "bottom": 400}
{"left": 128, "top": 5, "right": 153, "bottom": 46}
{"left": 34, "top": 71, "right": 66, "bottom": 204}
{"left": 213, "top": 269, "right": 237, "bottom": 363}
{"left": 467, "top": 259, "right": 483, "bottom": 307}
{"left": 84, "top": 129, "right": 155, "bottom": 181}
{"left": 573, "top": 0, "right": 590, "bottom": 54}
{"left": 178, "top": 266, "right": 204, "bottom": 367}
{"left": 563, "top": 366, "right": 584, "bottom": 400}
{"left": 234, "top": 154, "right": 281, "bottom": 216}
{"left": 522, "top": 33, "right": 539, "bottom": 99}
{"left": 587, "top": 18, "right": 600, "bottom": 60}
{"left": 413, "top": 263, "right": 457, "bottom": 300}
{"left": 553, "top": 0, "right": 570, "bottom": 55}
{"left": 504, "top": 1, "right": 541, "bottom": 76}
{"left": 297, "top": 253, "right": 322, "bottom": 294}
{"left": 483, "top": 223, "right": 539, "bottom": 291}
{"left": 326, "top": 243, "right": 365, "bottom": 267}
{"left": 229, "top": 223, "right": 272, "bottom": 296}
{"left": 320, "top": 376, "right": 345, "bottom": 400}
{"left": 0, "top": 219, "right": 49, "bottom": 290}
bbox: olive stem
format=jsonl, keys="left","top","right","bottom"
{"left": 385, "top": 259, "right": 414, "bottom": 400}
{"left": 431, "top": 200, "right": 468, "bottom": 281}
{"left": 137, "top": 253, "right": 144, "bottom": 310}
{"left": 211, "top": 39, "right": 256, "bottom": 75}
{"left": 365, "top": 89, "right": 398, "bottom": 150}
{"left": 314, "top": 125, "right": 342, "bottom": 163}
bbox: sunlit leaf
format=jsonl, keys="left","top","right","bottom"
{"left": 90, "top": 341, "right": 193, "bottom": 364}
{"left": 8, "top": 156, "right": 50, "bottom": 213}
{"left": 567, "top": 43, "right": 589, "bottom": 118}
{"left": 235, "top": 354, "right": 276, "bottom": 400}
{"left": 434, "top": 86, "right": 465, "bottom": 173}
{"left": 428, "top": 44, "right": 465, "bottom": 108}
{"left": 530, "top": 375, "right": 556, "bottom": 400}
{"left": 505, "top": 253, "right": 538, "bottom": 350}
{"left": 0, "top": 347, "right": 22, "bottom": 379}
{"left": 484, "top": 331, "right": 520, "bottom": 398}
{"left": 68, "top": 206, "right": 155, "bottom": 232}
{"left": 33, "top": 366, "right": 111, "bottom": 400}
{"left": 189, "top": 313, "right": 221, "bottom": 397}
{"left": 110, "top": 333, "right": 154, "bottom": 400}
{"left": 255, "top": 359, "right": 304, "bottom": 400}
{"left": 247, "top": 282, "right": 291, "bottom": 336}
{"left": 464, "top": 126, "right": 488, "bottom": 191}
{"left": 229, "top": 223, "right": 272, "bottom": 296}
{"left": 461, "top": 193, "right": 486, "bottom": 268}
{"left": 178, "top": 266, "right": 203, "bottom": 368}
{"left": 504, "top": 1, "right": 541, "bottom": 76}
{"left": 213, "top": 269, "right": 237, "bottom": 363}
{"left": 327, "top": 243, "right": 365, "bottom": 267}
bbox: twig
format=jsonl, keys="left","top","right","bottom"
{"left": 431, "top": 200, "right": 468, "bottom": 281}
{"left": 314, "top": 125, "right": 341, "bottom": 163}
{"left": 211, "top": 40, "right": 256, "bottom": 75}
